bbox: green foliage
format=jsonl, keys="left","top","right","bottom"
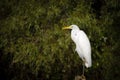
{"left": 0, "top": 0, "right": 120, "bottom": 80}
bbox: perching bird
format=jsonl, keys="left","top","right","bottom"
{"left": 62, "top": 25, "right": 92, "bottom": 74}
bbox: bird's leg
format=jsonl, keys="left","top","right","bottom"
{"left": 82, "top": 61, "right": 85, "bottom": 75}
{"left": 82, "top": 58, "right": 85, "bottom": 76}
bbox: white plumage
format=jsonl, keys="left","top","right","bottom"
{"left": 63, "top": 25, "right": 92, "bottom": 68}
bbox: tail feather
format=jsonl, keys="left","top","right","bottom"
{"left": 85, "top": 59, "right": 92, "bottom": 68}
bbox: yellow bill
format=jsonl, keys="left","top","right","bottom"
{"left": 62, "top": 26, "right": 72, "bottom": 30}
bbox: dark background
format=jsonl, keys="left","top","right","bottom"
{"left": 0, "top": 0, "right": 120, "bottom": 80}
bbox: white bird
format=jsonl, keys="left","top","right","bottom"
{"left": 62, "top": 25, "right": 92, "bottom": 74}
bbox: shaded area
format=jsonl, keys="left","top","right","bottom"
{"left": 0, "top": 0, "right": 120, "bottom": 80}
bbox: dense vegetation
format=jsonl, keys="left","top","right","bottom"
{"left": 0, "top": 0, "right": 120, "bottom": 80}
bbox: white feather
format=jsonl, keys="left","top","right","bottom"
{"left": 71, "top": 25, "right": 92, "bottom": 68}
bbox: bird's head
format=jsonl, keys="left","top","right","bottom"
{"left": 62, "top": 25, "right": 80, "bottom": 30}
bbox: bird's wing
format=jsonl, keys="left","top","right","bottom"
{"left": 77, "top": 30, "right": 92, "bottom": 68}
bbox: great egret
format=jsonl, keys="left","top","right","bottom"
{"left": 62, "top": 25, "right": 92, "bottom": 75}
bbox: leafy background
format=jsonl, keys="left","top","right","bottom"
{"left": 0, "top": 0, "right": 120, "bottom": 80}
